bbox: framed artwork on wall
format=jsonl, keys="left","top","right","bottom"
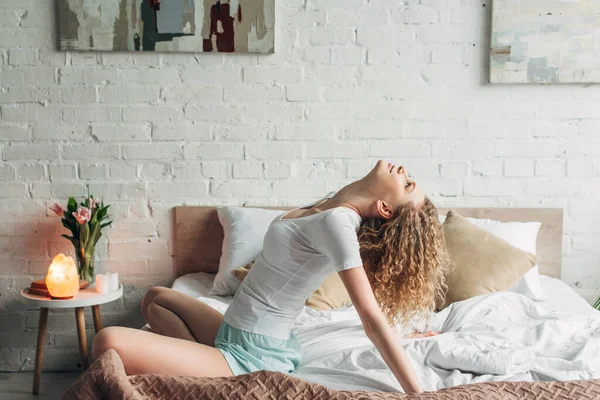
{"left": 57, "top": 0, "right": 275, "bottom": 53}
{"left": 490, "top": 0, "right": 600, "bottom": 83}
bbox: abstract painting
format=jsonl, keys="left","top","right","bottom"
{"left": 490, "top": 0, "right": 600, "bottom": 83}
{"left": 57, "top": 0, "right": 275, "bottom": 53}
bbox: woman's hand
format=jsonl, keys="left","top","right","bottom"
{"left": 405, "top": 331, "right": 440, "bottom": 338}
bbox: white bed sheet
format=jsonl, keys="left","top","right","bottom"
{"left": 171, "top": 272, "right": 600, "bottom": 392}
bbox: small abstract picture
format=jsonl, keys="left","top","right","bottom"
{"left": 57, "top": 0, "right": 275, "bottom": 53}
{"left": 490, "top": 0, "right": 600, "bottom": 83}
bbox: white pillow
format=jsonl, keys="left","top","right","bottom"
{"left": 210, "top": 207, "right": 285, "bottom": 296}
{"left": 439, "top": 214, "right": 546, "bottom": 301}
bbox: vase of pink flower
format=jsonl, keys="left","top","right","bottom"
{"left": 49, "top": 196, "right": 112, "bottom": 283}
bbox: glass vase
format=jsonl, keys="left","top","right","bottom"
{"left": 75, "top": 247, "right": 94, "bottom": 283}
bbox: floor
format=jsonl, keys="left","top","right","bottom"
{"left": 0, "top": 372, "right": 80, "bottom": 400}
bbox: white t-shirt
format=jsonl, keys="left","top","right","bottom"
{"left": 223, "top": 192, "right": 363, "bottom": 340}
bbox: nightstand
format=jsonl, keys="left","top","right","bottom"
{"left": 20, "top": 284, "right": 123, "bottom": 394}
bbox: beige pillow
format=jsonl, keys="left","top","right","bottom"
{"left": 439, "top": 211, "right": 537, "bottom": 310}
{"left": 231, "top": 262, "right": 351, "bottom": 311}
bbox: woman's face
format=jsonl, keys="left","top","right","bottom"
{"left": 368, "top": 160, "right": 425, "bottom": 210}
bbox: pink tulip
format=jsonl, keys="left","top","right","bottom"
{"left": 88, "top": 198, "right": 99, "bottom": 209}
{"left": 49, "top": 203, "right": 64, "bottom": 216}
{"left": 73, "top": 207, "right": 92, "bottom": 225}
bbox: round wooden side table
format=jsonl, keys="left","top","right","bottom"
{"left": 20, "top": 284, "right": 123, "bottom": 395}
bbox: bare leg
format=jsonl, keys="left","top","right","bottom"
{"left": 91, "top": 326, "right": 233, "bottom": 377}
{"left": 141, "top": 286, "right": 224, "bottom": 345}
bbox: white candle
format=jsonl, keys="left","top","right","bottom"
{"left": 95, "top": 274, "right": 109, "bottom": 294}
{"left": 108, "top": 272, "right": 119, "bottom": 292}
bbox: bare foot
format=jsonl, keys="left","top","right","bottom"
{"left": 405, "top": 330, "right": 440, "bottom": 338}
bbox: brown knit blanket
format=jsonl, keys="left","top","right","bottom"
{"left": 61, "top": 349, "right": 600, "bottom": 400}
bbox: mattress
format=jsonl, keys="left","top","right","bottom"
{"left": 170, "top": 272, "right": 600, "bottom": 392}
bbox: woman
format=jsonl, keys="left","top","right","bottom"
{"left": 92, "top": 159, "right": 450, "bottom": 394}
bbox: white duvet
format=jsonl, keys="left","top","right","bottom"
{"left": 172, "top": 274, "right": 600, "bottom": 392}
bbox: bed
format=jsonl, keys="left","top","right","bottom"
{"left": 63, "top": 206, "right": 600, "bottom": 399}
{"left": 171, "top": 206, "right": 600, "bottom": 391}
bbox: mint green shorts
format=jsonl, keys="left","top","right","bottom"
{"left": 214, "top": 321, "right": 302, "bottom": 376}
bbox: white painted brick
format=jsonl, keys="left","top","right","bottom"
{"left": 8, "top": 49, "right": 37, "bottom": 65}
{"left": 1, "top": 67, "right": 55, "bottom": 85}
{"left": 139, "top": 163, "right": 171, "bottom": 180}
{"left": 532, "top": 120, "right": 578, "bottom": 138}
{"left": 465, "top": 177, "right": 522, "bottom": 196}
{"left": 264, "top": 162, "right": 293, "bottom": 179}
{"left": 149, "top": 182, "right": 208, "bottom": 199}
{"left": 405, "top": 120, "right": 466, "bottom": 138}
{"left": 181, "top": 66, "right": 241, "bottom": 85}
{"left": 524, "top": 178, "right": 581, "bottom": 197}
{"left": 504, "top": 159, "right": 534, "bottom": 177}
{"left": 49, "top": 164, "right": 78, "bottom": 180}
{"left": 304, "top": 66, "right": 360, "bottom": 86}
{"left": 92, "top": 124, "right": 151, "bottom": 142}
{"left": 274, "top": 124, "right": 336, "bottom": 141}
{"left": 120, "top": 67, "right": 181, "bottom": 85}
{"left": 420, "top": 178, "right": 463, "bottom": 197}
{"left": 153, "top": 124, "right": 211, "bottom": 141}
{"left": 109, "top": 239, "right": 171, "bottom": 261}
{"left": 308, "top": 28, "right": 355, "bottom": 46}
{"left": 440, "top": 162, "right": 468, "bottom": 178}
{"left": 33, "top": 124, "right": 91, "bottom": 142}
{"left": 370, "top": 140, "right": 430, "bottom": 157}
{"left": 224, "top": 86, "right": 284, "bottom": 102}
{"left": 243, "top": 67, "right": 303, "bottom": 84}
{"left": 245, "top": 105, "right": 305, "bottom": 124}
{"left": 246, "top": 142, "right": 304, "bottom": 160}
{"left": 132, "top": 53, "right": 162, "bottom": 67}
{"left": 0, "top": 125, "right": 29, "bottom": 141}
{"left": 201, "top": 162, "right": 230, "bottom": 179}
{"left": 391, "top": 8, "right": 439, "bottom": 24}
{"left": 3, "top": 144, "right": 58, "bottom": 161}
{"left": 286, "top": 85, "right": 321, "bottom": 102}
{"left": 292, "top": 160, "right": 346, "bottom": 180}
{"left": 63, "top": 106, "right": 120, "bottom": 123}
{"left": 0, "top": 164, "right": 15, "bottom": 180}
{"left": 31, "top": 182, "right": 86, "bottom": 198}
{"left": 88, "top": 183, "right": 144, "bottom": 200}
{"left": 430, "top": 45, "right": 464, "bottom": 64}
{"left": 122, "top": 144, "right": 181, "bottom": 160}
{"left": 578, "top": 120, "right": 600, "bottom": 137}
{"left": 535, "top": 160, "right": 565, "bottom": 177}
{"left": 332, "top": 48, "right": 365, "bottom": 65}
{"left": 161, "top": 85, "right": 222, "bottom": 104}
{"left": 39, "top": 50, "right": 66, "bottom": 66}
{"left": 58, "top": 68, "right": 118, "bottom": 85}
{"left": 271, "top": 180, "right": 330, "bottom": 198}
{"left": 100, "top": 86, "right": 159, "bottom": 103}
{"left": 468, "top": 120, "right": 529, "bottom": 138}
{"left": 302, "top": 48, "right": 331, "bottom": 63}
{"left": 42, "top": 87, "right": 97, "bottom": 103}
{"left": 217, "top": 125, "right": 270, "bottom": 141}
{"left": 62, "top": 144, "right": 119, "bottom": 160}
{"left": 185, "top": 143, "right": 243, "bottom": 160}
{"left": 109, "top": 163, "right": 137, "bottom": 180}
{"left": 0, "top": 86, "right": 36, "bottom": 103}
{"left": 563, "top": 141, "right": 600, "bottom": 156}
{"left": 17, "top": 164, "right": 44, "bottom": 179}
{"left": 69, "top": 52, "right": 100, "bottom": 66}
{"left": 495, "top": 141, "right": 561, "bottom": 157}
{"left": 233, "top": 162, "right": 263, "bottom": 179}
{"left": 79, "top": 164, "right": 107, "bottom": 180}
{"left": 172, "top": 162, "right": 202, "bottom": 181}
{"left": 184, "top": 105, "right": 244, "bottom": 123}
{"left": 307, "top": 141, "right": 368, "bottom": 158}
{"left": 324, "top": 86, "right": 381, "bottom": 103}
{"left": 357, "top": 27, "right": 415, "bottom": 47}
{"left": 567, "top": 159, "right": 597, "bottom": 177}
{"left": 2, "top": 105, "right": 62, "bottom": 123}
{"left": 472, "top": 160, "right": 502, "bottom": 176}
{"left": 211, "top": 180, "right": 272, "bottom": 197}
{"left": 418, "top": 23, "right": 477, "bottom": 43}
{"left": 122, "top": 106, "right": 182, "bottom": 123}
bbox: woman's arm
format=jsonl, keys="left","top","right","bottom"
{"left": 338, "top": 266, "right": 423, "bottom": 394}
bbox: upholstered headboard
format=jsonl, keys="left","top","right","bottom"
{"left": 174, "top": 207, "right": 563, "bottom": 279}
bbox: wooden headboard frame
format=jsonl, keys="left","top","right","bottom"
{"left": 174, "top": 207, "right": 563, "bottom": 279}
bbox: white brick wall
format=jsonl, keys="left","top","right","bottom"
{"left": 1, "top": 0, "right": 599, "bottom": 371}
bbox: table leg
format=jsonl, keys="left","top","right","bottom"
{"left": 92, "top": 305, "right": 103, "bottom": 333}
{"left": 75, "top": 307, "right": 90, "bottom": 370}
{"left": 32, "top": 307, "right": 48, "bottom": 395}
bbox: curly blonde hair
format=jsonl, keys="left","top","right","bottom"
{"left": 358, "top": 197, "right": 450, "bottom": 326}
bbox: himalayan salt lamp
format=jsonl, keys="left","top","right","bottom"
{"left": 46, "top": 254, "right": 79, "bottom": 299}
